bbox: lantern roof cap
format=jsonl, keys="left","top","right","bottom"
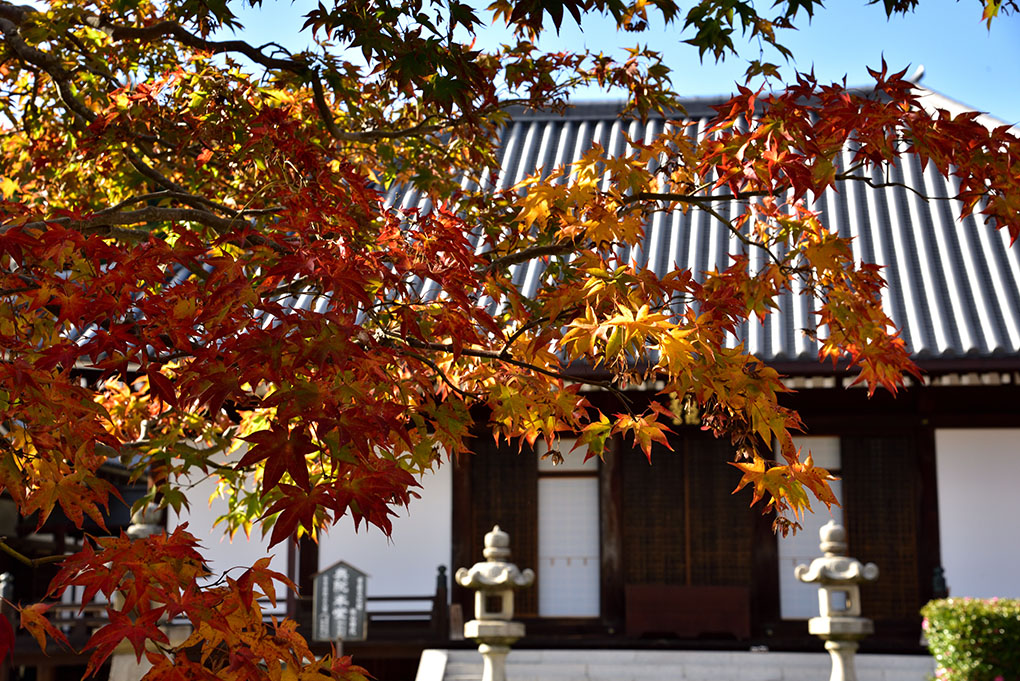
{"left": 455, "top": 525, "right": 535, "bottom": 591}
{"left": 795, "top": 520, "right": 879, "bottom": 585}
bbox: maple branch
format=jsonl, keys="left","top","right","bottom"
{"left": 622, "top": 189, "right": 777, "bottom": 205}
{"left": 308, "top": 73, "right": 347, "bottom": 143}
{"left": 0, "top": 9, "right": 201, "bottom": 201}
{"left": 0, "top": 537, "right": 71, "bottom": 567}
{"left": 309, "top": 72, "right": 500, "bottom": 144}
{"left": 5, "top": 197, "right": 281, "bottom": 252}
{"left": 306, "top": 73, "right": 445, "bottom": 143}
{"left": 693, "top": 200, "right": 788, "bottom": 269}
{"left": 64, "top": 30, "right": 120, "bottom": 87}
{"left": 633, "top": 169, "right": 947, "bottom": 207}
{"left": 4, "top": 1, "right": 504, "bottom": 158}
{"left": 0, "top": 284, "right": 38, "bottom": 296}
{"left": 122, "top": 151, "right": 188, "bottom": 194}
{"left": 95, "top": 190, "right": 283, "bottom": 219}
{"left": 500, "top": 318, "right": 546, "bottom": 359}
{"left": 483, "top": 240, "right": 582, "bottom": 272}
{"left": 82, "top": 15, "right": 301, "bottom": 73}
{"left": 0, "top": 15, "right": 96, "bottom": 127}
{"left": 9, "top": 206, "right": 239, "bottom": 237}
{"left": 21, "top": 67, "right": 40, "bottom": 136}
{"left": 615, "top": 184, "right": 797, "bottom": 269}
{"left": 76, "top": 12, "right": 454, "bottom": 146}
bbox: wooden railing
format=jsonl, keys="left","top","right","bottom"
{"left": 7, "top": 564, "right": 452, "bottom": 648}
{"left": 366, "top": 588, "right": 449, "bottom": 639}
{"left": 294, "top": 565, "right": 451, "bottom": 641}
{"left": 42, "top": 603, "right": 110, "bottom": 641}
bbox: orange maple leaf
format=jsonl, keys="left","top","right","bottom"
{"left": 19, "top": 603, "right": 70, "bottom": 655}
{"left": 730, "top": 454, "right": 769, "bottom": 506}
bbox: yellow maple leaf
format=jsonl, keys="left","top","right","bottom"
{"left": 0, "top": 176, "right": 18, "bottom": 198}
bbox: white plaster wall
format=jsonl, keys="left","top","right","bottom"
{"left": 317, "top": 464, "right": 451, "bottom": 597}
{"left": 173, "top": 458, "right": 452, "bottom": 603}
{"left": 171, "top": 468, "right": 283, "bottom": 582}
{"left": 935, "top": 428, "right": 1020, "bottom": 599}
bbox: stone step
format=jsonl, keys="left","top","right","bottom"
{"left": 416, "top": 649, "right": 935, "bottom": 681}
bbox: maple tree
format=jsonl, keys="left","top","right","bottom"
{"left": 0, "top": 0, "right": 1019, "bottom": 677}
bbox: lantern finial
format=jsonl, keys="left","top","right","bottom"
{"left": 483, "top": 525, "right": 511, "bottom": 561}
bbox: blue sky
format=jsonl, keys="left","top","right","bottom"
{"left": 231, "top": 1, "right": 1020, "bottom": 125}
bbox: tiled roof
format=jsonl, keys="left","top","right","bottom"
{"left": 385, "top": 90, "right": 1020, "bottom": 370}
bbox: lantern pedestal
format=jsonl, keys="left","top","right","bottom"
{"left": 808, "top": 616, "right": 874, "bottom": 639}
{"left": 463, "top": 619, "right": 525, "bottom": 681}
{"left": 808, "top": 617, "right": 875, "bottom": 681}
{"left": 464, "top": 620, "right": 526, "bottom": 642}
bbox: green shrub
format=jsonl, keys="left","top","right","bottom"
{"left": 921, "top": 598, "right": 1020, "bottom": 681}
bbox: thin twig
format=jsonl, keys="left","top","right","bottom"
{"left": 499, "top": 306, "right": 581, "bottom": 359}
{"left": 1, "top": 9, "right": 240, "bottom": 205}
{"left": 308, "top": 71, "right": 484, "bottom": 144}
{"left": 404, "top": 350, "right": 484, "bottom": 400}
{"left": 693, "top": 199, "right": 786, "bottom": 269}
{"left": 0, "top": 285, "right": 39, "bottom": 296}
{"left": 0, "top": 16, "right": 95, "bottom": 126}
{"left": 392, "top": 332, "right": 637, "bottom": 413}
{"left": 397, "top": 334, "right": 607, "bottom": 388}
{"left": 833, "top": 171, "right": 939, "bottom": 200}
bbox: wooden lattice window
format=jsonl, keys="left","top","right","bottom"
{"left": 621, "top": 443, "right": 687, "bottom": 585}
{"left": 621, "top": 432, "right": 754, "bottom": 588}
{"left": 687, "top": 439, "right": 754, "bottom": 586}
{"left": 841, "top": 435, "right": 921, "bottom": 622}
{"left": 466, "top": 444, "right": 539, "bottom": 617}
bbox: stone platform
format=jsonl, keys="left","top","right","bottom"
{"left": 415, "top": 649, "right": 935, "bottom": 681}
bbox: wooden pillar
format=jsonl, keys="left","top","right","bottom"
{"left": 286, "top": 538, "right": 297, "bottom": 619}
{"left": 915, "top": 418, "right": 942, "bottom": 603}
{"left": 298, "top": 535, "right": 319, "bottom": 591}
{"left": 431, "top": 565, "right": 450, "bottom": 640}
{"left": 750, "top": 509, "right": 780, "bottom": 638}
{"left": 297, "top": 535, "right": 319, "bottom": 630}
{"left": 451, "top": 451, "right": 474, "bottom": 616}
{"left": 599, "top": 437, "right": 624, "bottom": 633}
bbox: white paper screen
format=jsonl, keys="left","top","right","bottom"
{"left": 537, "top": 477, "right": 600, "bottom": 616}
{"left": 777, "top": 436, "right": 844, "bottom": 619}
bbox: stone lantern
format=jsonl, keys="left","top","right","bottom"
{"left": 110, "top": 505, "right": 189, "bottom": 681}
{"left": 795, "top": 520, "right": 879, "bottom": 681}
{"left": 455, "top": 525, "right": 535, "bottom": 681}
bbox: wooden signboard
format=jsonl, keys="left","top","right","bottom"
{"left": 312, "top": 560, "right": 368, "bottom": 642}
